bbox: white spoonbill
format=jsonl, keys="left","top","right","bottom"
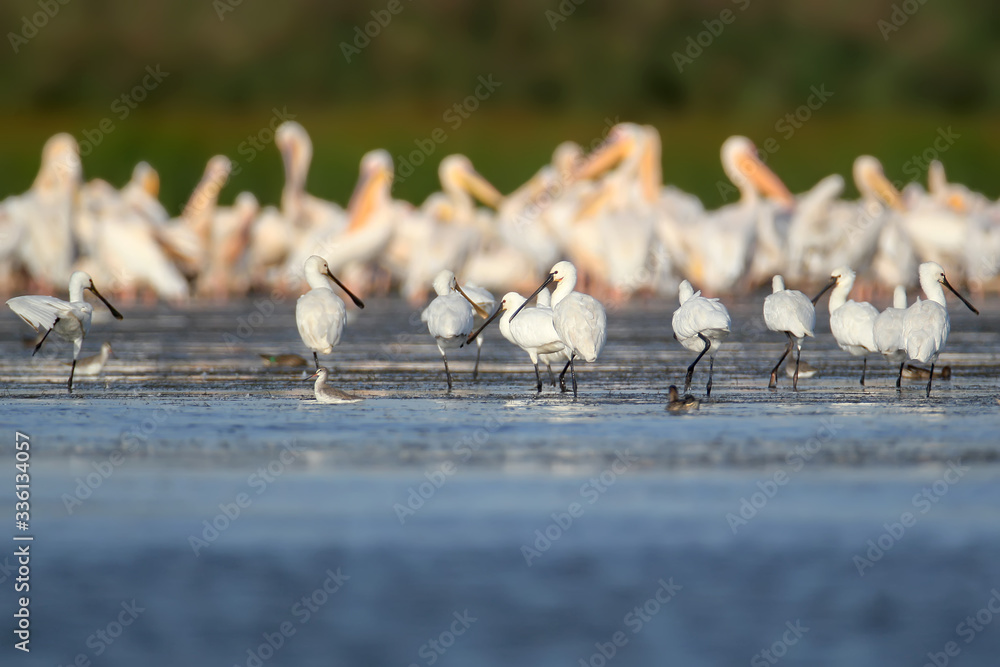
{"left": 466, "top": 291, "right": 567, "bottom": 393}
{"left": 872, "top": 285, "right": 908, "bottom": 389}
{"left": 307, "top": 367, "right": 364, "bottom": 404}
{"left": 535, "top": 286, "right": 572, "bottom": 390}
{"left": 7, "top": 270, "right": 124, "bottom": 393}
{"left": 296, "top": 255, "right": 365, "bottom": 369}
{"left": 421, "top": 269, "right": 490, "bottom": 391}
{"left": 672, "top": 280, "right": 731, "bottom": 397}
{"left": 762, "top": 275, "right": 817, "bottom": 390}
{"left": 514, "top": 261, "right": 607, "bottom": 398}
{"left": 812, "top": 266, "right": 880, "bottom": 386}
{"left": 902, "top": 262, "right": 978, "bottom": 397}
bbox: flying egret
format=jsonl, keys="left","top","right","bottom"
{"left": 296, "top": 255, "right": 365, "bottom": 369}
{"left": 873, "top": 285, "right": 909, "bottom": 389}
{"left": 514, "top": 261, "right": 607, "bottom": 398}
{"left": 762, "top": 275, "right": 818, "bottom": 390}
{"left": 902, "top": 262, "right": 978, "bottom": 397}
{"left": 421, "top": 269, "right": 489, "bottom": 391}
{"left": 307, "top": 367, "right": 364, "bottom": 403}
{"left": 812, "top": 266, "right": 880, "bottom": 386}
{"left": 666, "top": 385, "right": 700, "bottom": 413}
{"left": 671, "top": 279, "right": 731, "bottom": 397}
{"left": 7, "top": 270, "right": 123, "bottom": 393}
{"left": 467, "top": 291, "right": 567, "bottom": 393}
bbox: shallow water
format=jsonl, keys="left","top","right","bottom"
{"left": 1, "top": 295, "right": 999, "bottom": 666}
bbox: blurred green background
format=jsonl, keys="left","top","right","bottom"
{"left": 2, "top": 0, "right": 1000, "bottom": 212}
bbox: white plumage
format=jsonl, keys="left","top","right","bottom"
{"left": 820, "top": 266, "right": 880, "bottom": 386}
{"left": 296, "top": 255, "right": 365, "bottom": 369}
{"left": 873, "top": 285, "right": 908, "bottom": 388}
{"left": 421, "top": 269, "right": 488, "bottom": 390}
{"left": 671, "top": 279, "right": 731, "bottom": 396}
{"left": 7, "top": 270, "right": 123, "bottom": 392}
{"left": 763, "top": 275, "right": 816, "bottom": 390}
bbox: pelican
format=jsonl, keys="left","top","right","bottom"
{"left": 671, "top": 279, "right": 731, "bottom": 397}
{"left": 514, "top": 261, "right": 606, "bottom": 398}
{"left": 812, "top": 266, "right": 880, "bottom": 386}
{"left": 7, "top": 271, "right": 123, "bottom": 393}
{"left": 296, "top": 255, "right": 365, "bottom": 369}
{"left": 307, "top": 367, "right": 364, "bottom": 404}
{"left": 872, "top": 285, "right": 909, "bottom": 389}
{"left": 420, "top": 269, "right": 490, "bottom": 391}
{"left": 902, "top": 262, "right": 978, "bottom": 397}
{"left": 763, "top": 275, "right": 817, "bottom": 390}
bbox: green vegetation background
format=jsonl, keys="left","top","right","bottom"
{"left": 2, "top": 0, "right": 999, "bottom": 213}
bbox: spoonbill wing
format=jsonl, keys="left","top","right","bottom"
{"left": 6, "top": 295, "right": 77, "bottom": 333}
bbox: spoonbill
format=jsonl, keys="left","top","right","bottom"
{"left": 459, "top": 282, "right": 496, "bottom": 380}
{"left": 812, "top": 266, "right": 880, "bottom": 386}
{"left": 307, "top": 367, "right": 364, "bottom": 403}
{"left": 902, "top": 262, "right": 978, "bottom": 397}
{"left": 535, "top": 287, "right": 572, "bottom": 390}
{"left": 421, "top": 269, "right": 490, "bottom": 391}
{"left": 762, "top": 275, "right": 817, "bottom": 390}
{"left": 7, "top": 270, "right": 124, "bottom": 393}
{"left": 671, "top": 279, "right": 731, "bottom": 397}
{"left": 666, "top": 385, "right": 700, "bottom": 412}
{"left": 466, "top": 291, "right": 567, "bottom": 393}
{"left": 872, "top": 285, "right": 908, "bottom": 389}
{"left": 296, "top": 255, "right": 365, "bottom": 369}
{"left": 514, "top": 261, "right": 607, "bottom": 398}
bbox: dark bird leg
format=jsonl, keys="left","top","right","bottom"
{"left": 312, "top": 352, "right": 319, "bottom": 370}
{"left": 926, "top": 362, "right": 935, "bottom": 398}
{"left": 442, "top": 353, "right": 452, "bottom": 392}
{"left": 706, "top": 357, "right": 715, "bottom": 398}
{"left": 559, "top": 360, "right": 571, "bottom": 393}
{"left": 860, "top": 357, "right": 867, "bottom": 386}
{"left": 896, "top": 361, "right": 904, "bottom": 390}
{"left": 769, "top": 333, "right": 794, "bottom": 389}
{"left": 534, "top": 362, "right": 542, "bottom": 393}
{"left": 547, "top": 363, "right": 556, "bottom": 387}
{"left": 685, "top": 333, "right": 711, "bottom": 395}
{"left": 33, "top": 318, "right": 59, "bottom": 356}
{"left": 472, "top": 341, "right": 482, "bottom": 381}
{"left": 569, "top": 354, "right": 578, "bottom": 398}
{"left": 793, "top": 343, "right": 802, "bottom": 391}
{"left": 67, "top": 359, "right": 76, "bottom": 394}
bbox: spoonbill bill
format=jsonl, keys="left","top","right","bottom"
{"left": 514, "top": 261, "right": 607, "bottom": 398}
{"left": 762, "top": 275, "right": 817, "bottom": 390}
{"left": 421, "top": 269, "right": 490, "bottom": 391}
{"left": 467, "top": 291, "right": 567, "bottom": 393}
{"left": 671, "top": 279, "right": 731, "bottom": 397}
{"left": 812, "top": 266, "right": 880, "bottom": 386}
{"left": 459, "top": 282, "right": 496, "bottom": 380}
{"left": 307, "top": 367, "right": 364, "bottom": 404}
{"left": 296, "top": 255, "right": 365, "bottom": 369}
{"left": 7, "top": 270, "right": 123, "bottom": 393}
{"left": 902, "top": 262, "right": 978, "bottom": 397}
